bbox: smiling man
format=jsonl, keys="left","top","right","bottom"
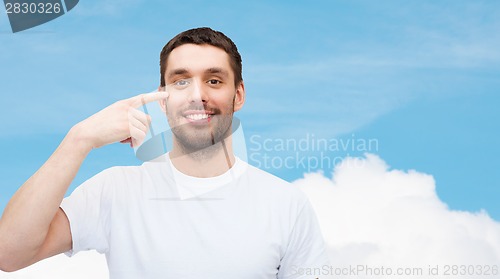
{"left": 0, "top": 27, "right": 329, "bottom": 278}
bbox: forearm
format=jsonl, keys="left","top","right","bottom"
{"left": 0, "top": 124, "right": 92, "bottom": 259}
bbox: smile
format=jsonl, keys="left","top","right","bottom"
{"left": 183, "top": 110, "right": 214, "bottom": 123}
{"left": 186, "top": 113, "right": 210, "bottom": 120}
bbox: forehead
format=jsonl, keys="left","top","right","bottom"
{"left": 166, "top": 44, "right": 233, "bottom": 77}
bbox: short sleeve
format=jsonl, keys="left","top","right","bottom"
{"left": 60, "top": 169, "right": 113, "bottom": 256}
{"left": 278, "top": 198, "right": 330, "bottom": 278}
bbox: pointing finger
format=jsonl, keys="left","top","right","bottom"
{"left": 127, "top": 89, "right": 169, "bottom": 108}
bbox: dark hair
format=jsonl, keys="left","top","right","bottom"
{"left": 159, "top": 27, "right": 243, "bottom": 87}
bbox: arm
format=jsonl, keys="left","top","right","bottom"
{"left": 0, "top": 91, "right": 168, "bottom": 272}
{"left": 0, "top": 126, "right": 90, "bottom": 272}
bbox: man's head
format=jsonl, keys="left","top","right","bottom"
{"left": 158, "top": 28, "right": 245, "bottom": 156}
{"left": 160, "top": 27, "right": 242, "bottom": 88}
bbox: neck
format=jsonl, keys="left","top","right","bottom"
{"left": 169, "top": 136, "right": 235, "bottom": 178}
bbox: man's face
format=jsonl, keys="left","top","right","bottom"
{"left": 160, "top": 44, "right": 245, "bottom": 153}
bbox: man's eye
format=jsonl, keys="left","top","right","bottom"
{"left": 173, "top": 79, "right": 190, "bottom": 88}
{"left": 169, "top": 79, "right": 191, "bottom": 93}
{"left": 207, "top": 79, "right": 221, "bottom": 85}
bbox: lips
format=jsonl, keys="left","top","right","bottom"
{"left": 186, "top": 113, "right": 210, "bottom": 120}
{"left": 183, "top": 110, "right": 214, "bottom": 123}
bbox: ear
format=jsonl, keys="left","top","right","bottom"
{"left": 233, "top": 81, "right": 246, "bottom": 112}
{"left": 158, "top": 86, "right": 167, "bottom": 113}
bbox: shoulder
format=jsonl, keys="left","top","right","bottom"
{"left": 244, "top": 163, "right": 289, "bottom": 186}
{"left": 97, "top": 160, "right": 164, "bottom": 181}
{"left": 243, "top": 163, "right": 309, "bottom": 206}
{"left": 77, "top": 161, "right": 163, "bottom": 193}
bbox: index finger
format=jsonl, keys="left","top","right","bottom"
{"left": 128, "top": 90, "right": 169, "bottom": 108}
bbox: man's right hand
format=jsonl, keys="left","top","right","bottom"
{"left": 75, "top": 90, "right": 169, "bottom": 150}
{"left": 0, "top": 89, "right": 169, "bottom": 272}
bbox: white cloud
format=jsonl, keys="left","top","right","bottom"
{"left": 2, "top": 154, "right": 499, "bottom": 278}
{"left": 294, "top": 154, "right": 500, "bottom": 278}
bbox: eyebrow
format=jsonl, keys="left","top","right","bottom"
{"left": 167, "top": 68, "right": 189, "bottom": 79}
{"left": 205, "top": 67, "right": 229, "bottom": 77}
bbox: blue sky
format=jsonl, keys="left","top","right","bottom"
{"left": 0, "top": 0, "right": 499, "bottom": 220}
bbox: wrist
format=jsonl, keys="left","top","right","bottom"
{"left": 66, "top": 123, "right": 94, "bottom": 155}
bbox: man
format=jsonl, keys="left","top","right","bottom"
{"left": 0, "top": 27, "right": 329, "bottom": 278}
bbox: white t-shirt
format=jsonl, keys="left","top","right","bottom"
{"left": 61, "top": 154, "right": 329, "bottom": 278}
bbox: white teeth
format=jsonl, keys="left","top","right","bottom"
{"left": 186, "top": 114, "right": 209, "bottom": 120}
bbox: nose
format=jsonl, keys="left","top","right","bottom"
{"left": 187, "top": 79, "right": 209, "bottom": 104}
